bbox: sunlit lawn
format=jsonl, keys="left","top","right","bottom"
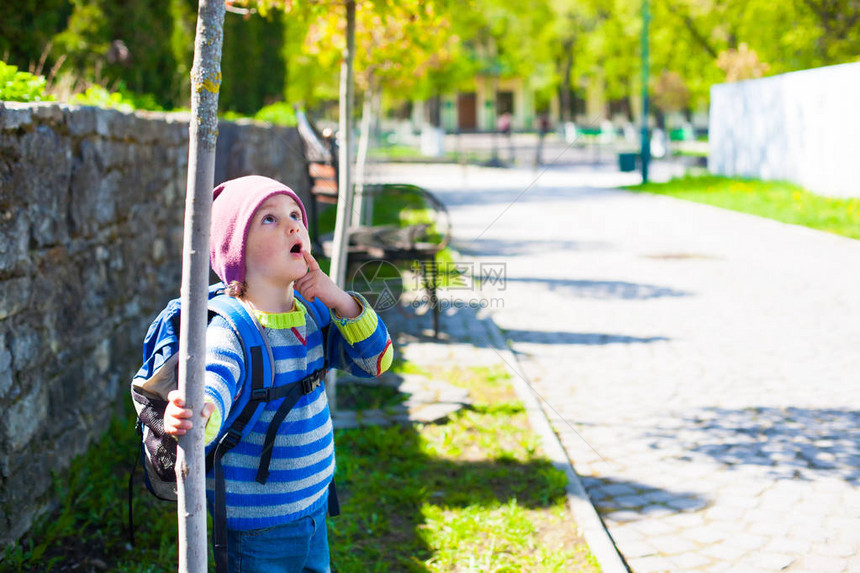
{"left": 330, "top": 363, "right": 600, "bottom": 572}
{"left": 627, "top": 175, "right": 860, "bottom": 241}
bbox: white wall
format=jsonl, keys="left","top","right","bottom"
{"left": 709, "top": 62, "right": 860, "bottom": 197}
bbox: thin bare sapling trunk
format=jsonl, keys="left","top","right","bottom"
{"left": 330, "top": 0, "right": 356, "bottom": 289}
{"left": 326, "top": 0, "right": 357, "bottom": 412}
{"left": 176, "top": 0, "right": 225, "bottom": 571}
{"left": 352, "top": 85, "right": 374, "bottom": 227}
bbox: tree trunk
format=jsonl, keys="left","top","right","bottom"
{"left": 664, "top": 0, "right": 718, "bottom": 59}
{"left": 560, "top": 39, "right": 574, "bottom": 123}
{"left": 640, "top": 0, "right": 651, "bottom": 184}
{"left": 327, "top": 0, "right": 356, "bottom": 412}
{"left": 330, "top": 0, "right": 355, "bottom": 289}
{"left": 176, "top": 1, "right": 225, "bottom": 571}
{"left": 352, "top": 84, "right": 374, "bottom": 228}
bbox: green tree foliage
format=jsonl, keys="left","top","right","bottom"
{"left": 101, "top": 0, "right": 183, "bottom": 101}
{"left": 545, "top": 0, "right": 860, "bottom": 116}
{"left": 169, "top": 0, "right": 197, "bottom": 107}
{"left": 0, "top": 61, "right": 54, "bottom": 102}
{"left": 0, "top": 0, "right": 72, "bottom": 72}
{"left": 51, "top": 0, "right": 187, "bottom": 107}
{"left": 303, "top": 0, "right": 457, "bottom": 94}
{"left": 477, "top": 0, "right": 556, "bottom": 80}
{"left": 220, "top": 8, "right": 287, "bottom": 114}
{"left": 798, "top": 0, "right": 860, "bottom": 63}
{"left": 2, "top": 0, "right": 288, "bottom": 113}
{"left": 70, "top": 82, "right": 164, "bottom": 111}
{"left": 638, "top": 0, "right": 858, "bottom": 109}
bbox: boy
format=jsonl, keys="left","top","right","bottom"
{"left": 164, "top": 175, "right": 393, "bottom": 572}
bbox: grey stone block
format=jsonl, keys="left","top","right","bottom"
{"left": 0, "top": 333, "right": 12, "bottom": 397}
{"left": 0, "top": 209, "right": 30, "bottom": 274}
{"left": 2, "top": 381, "right": 47, "bottom": 451}
{"left": 16, "top": 126, "right": 72, "bottom": 247}
{"left": 103, "top": 108, "right": 139, "bottom": 141}
{"left": 141, "top": 111, "right": 189, "bottom": 145}
{"left": 407, "top": 402, "right": 462, "bottom": 424}
{"left": 0, "top": 103, "right": 33, "bottom": 131}
{"left": 68, "top": 144, "right": 121, "bottom": 237}
{"left": 613, "top": 494, "right": 647, "bottom": 509}
{"left": 602, "top": 483, "right": 637, "bottom": 497}
{"left": 0, "top": 276, "right": 32, "bottom": 320}
{"left": 64, "top": 105, "right": 99, "bottom": 136}
{"left": 30, "top": 102, "right": 63, "bottom": 123}
{"left": 665, "top": 496, "right": 708, "bottom": 512}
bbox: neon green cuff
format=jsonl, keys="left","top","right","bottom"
{"left": 378, "top": 342, "right": 394, "bottom": 374}
{"left": 331, "top": 292, "right": 378, "bottom": 345}
{"left": 203, "top": 397, "right": 222, "bottom": 445}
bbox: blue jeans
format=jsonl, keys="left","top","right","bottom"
{"left": 226, "top": 503, "right": 330, "bottom": 573}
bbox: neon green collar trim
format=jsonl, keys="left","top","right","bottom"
{"left": 253, "top": 299, "right": 307, "bottom": 329}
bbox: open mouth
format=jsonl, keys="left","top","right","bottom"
{"left": 290, "top": 242, "right": 302, "bottom": 254}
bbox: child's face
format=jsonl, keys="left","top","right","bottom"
{"left": 244, "top": 193, "right": 311, "bottom": 290}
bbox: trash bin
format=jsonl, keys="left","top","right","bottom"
{"left": 619, "top": 152, "right": 637, "bottom": 172}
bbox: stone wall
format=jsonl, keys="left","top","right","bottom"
{"left": 709, "top": 62, "right": 860, "bottom": 197}
{"left": 0, "top": 101, "right": 310, "bottom": 546}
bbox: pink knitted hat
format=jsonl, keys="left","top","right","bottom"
{"left": 210, "top": 175, "right": 309, "bottom": 285}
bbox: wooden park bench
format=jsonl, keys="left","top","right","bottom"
{"left": 296, "top": 112, "right": 451, "bottom": 337}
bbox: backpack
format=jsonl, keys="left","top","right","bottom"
{"left": 129, "top": 283, "right": 337, "bottom": 571}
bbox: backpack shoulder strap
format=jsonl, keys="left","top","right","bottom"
{"left": 206, "top": 294, "right": 275, "bottom": 432}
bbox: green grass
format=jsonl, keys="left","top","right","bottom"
{"left": 670, "top": 148, "right": 708, "bottom": 158}
{"left": 330, "top": 364, "right": 600, "bottom": 572}
{"left": 6, "top": 365, "right": 599, "bottom": 573}
{"left": 368, "top": 144, "right": 425, "bottom": 160}
{"left": 627, "top": 175, "right": 860, "bottom": 241}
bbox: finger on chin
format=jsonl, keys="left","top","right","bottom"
{"left": 295, "top": 285, "right": 314, "bottom": 302}
{"left": 302, "top": 249, "right": 321, "bottom": 271}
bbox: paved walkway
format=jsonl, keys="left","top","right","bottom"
{"left": 370, "top": 161, "right": 860, "bottom": 573}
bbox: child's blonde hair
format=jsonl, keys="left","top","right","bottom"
{"left": 226, "top": 280, "right": 247, "bottom": 298}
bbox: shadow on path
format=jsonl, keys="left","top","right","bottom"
{"left": 578, "top": 475, "right": 709, "bottom": 519}
{"left": 387, "top": 303, "right": 671, "bottom": 349}
{"left": 503, "top": 330, "right": 670, "bottom": 346}
{"left": 453, "top": 238, "right": 612, "bottom": 257}
{"left": 502, "top": 277, "right": 693, "bottom": 300}
{"left": 647, "top": 406, "right": 860, "bottom": 484}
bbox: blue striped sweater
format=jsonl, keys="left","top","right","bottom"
{"left": 202, "top": 292, "right": 392, "bottom": 531}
